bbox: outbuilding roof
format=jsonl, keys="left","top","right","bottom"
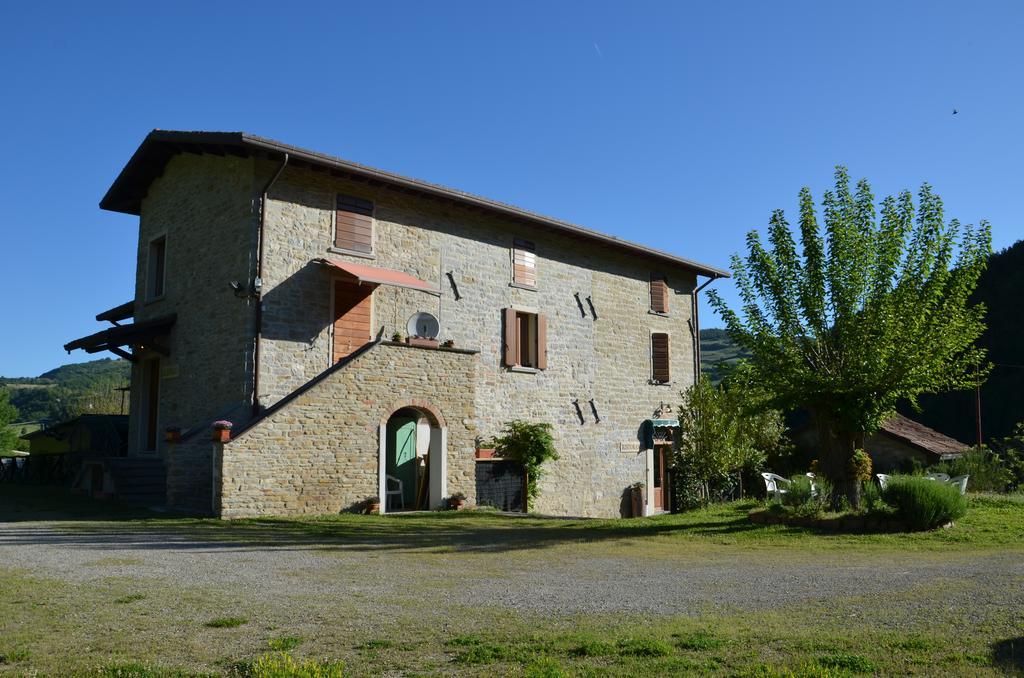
{"left": 879, "top": 414, "right": 969, "bottom": 459}
{"left": 100, "top": 130, "right": 731, "bottom": 278}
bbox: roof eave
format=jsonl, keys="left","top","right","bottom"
{"left": 100, "top": 131, "right": 732, "bottom": 278}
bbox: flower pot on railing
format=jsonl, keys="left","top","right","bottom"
{"left": 475, "top": 448, "right": 496, "bottom": 460}
{"left": 212, "top": 421, "right": 233, "bottom": 443}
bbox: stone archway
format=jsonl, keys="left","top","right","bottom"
{"left": 378, "top": 400, "right": 447, "bottom": 513}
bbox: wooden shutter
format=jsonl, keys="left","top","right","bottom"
{"left": 335, "top": 194, "right": 374, "bottom": 253}
{"left": 503, "top": 307, "right": 517, "bottom": 366}
{"left": 333, "top": 279, "right": 374, "bottom": 362}
{"left": 651, "top": 333, "right": 670, "bottom": 383}
{"left": 512, "top": 238, "right": 536, "bottom": 287}
{"left": 536, "top": 314, "right": 548, "bottom": 370}
{"left": 650, "top": 274, "right": 668, "bottom": 313}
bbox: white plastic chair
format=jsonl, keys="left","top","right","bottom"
{"left": 385, "top": 474, "right": 404, "bottom": 511}
{"left": 761, "top": 472, "right": 791, "bottom": 499}
{"left": 876, "top": 473, "right": 890, "bottom": 490}
{"left": 948, "top": 475, "right": 969, "bottom": 494}
{"left": 926, "top": 473, "right": 950, "bottom": 482}
{"left": 805, "top": 472, "right": 818, "bottom": 497}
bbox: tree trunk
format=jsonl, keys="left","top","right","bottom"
{"left": 812, "top": 413, "right": 861, "bottom": 510}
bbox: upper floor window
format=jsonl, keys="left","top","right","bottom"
{"left": 146, "top": 235, "right": 166, "bottom": 301}
{"left": 503, "top": 308, "right": 547, "bottom": 370}
{"left": 335, "top": 194, "right": 374, "bottom": 254}
{"left": 651, "top": 332, "right": 670, "bottom": 384}
{"left": 512, "top": 238, "right": 536, "bottom": 287}
{"left": 650, "top": 274, "right": 669, "bottom": 314}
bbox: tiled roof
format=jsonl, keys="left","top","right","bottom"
{"left": 880, "top": 413, "right": 969, "bottom": 457}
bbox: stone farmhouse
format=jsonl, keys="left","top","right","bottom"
{"left": 65, "top": 131, "right": 728, "bottom": 518}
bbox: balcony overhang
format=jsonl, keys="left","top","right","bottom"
{"left": 315, "top": 258, "right": 441, "bottom": 296}
{"left": 64, "top": 314, "right": 176, "bottom": 362}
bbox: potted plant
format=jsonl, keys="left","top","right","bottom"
{"left": 448, "top": 491, "right": 467, "bottom": 510}
{"left": 631, "top": 481, "right": 645, "bottom": 518}
{"left": 212, "top": 420, "right": 233, "bottom": 443}
{"left": 391, "top": 331, "right": 402, "bottom": 342}
{"left": 363, "top": 495, "right": 381, "bottom": 515}
{"left": 165, "top": 426, "right": 182, "bottom": 443}
{"left": 475, "top": 437, "right": 497, "bottom": 459}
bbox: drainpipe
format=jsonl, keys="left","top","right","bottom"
{"left": 252, "top": 153, "right": 289, "bottom": 416}
{"left": 692, "top": 274, "right": 720, "bottom": 383}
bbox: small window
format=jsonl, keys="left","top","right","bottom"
{"left": 147, "top": 236, "right": 166, "bottom": 301}
{"left": 512, "top": 238, "right": 536, "bottom": 287}
{"left": 335, "top": 194, "right": 374, "bottom": 254}
{"left": 651, "top": 332, "right": 670, "bottom": 383}
{"left": 650, "top": 274, "right": 668, "bottom": 313}
{"left": 503, "top": 308, "right": 547, "bottom": 369}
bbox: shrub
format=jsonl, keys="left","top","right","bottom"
{"left": 881, "top": 476, "right": 967, "bottom": 530}
{"left": 782, "top": 476, "right": 830, "bottom": 516}
{"left": 932, "top": 447, "right": 1013, "bottom": 492}
{"left": 861, "top": 479, "right": 885, "bottom": 512}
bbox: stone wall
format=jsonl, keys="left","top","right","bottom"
{"left": 253, "top": 160, "right": 700, "bottom": 517}
{"left": 130, "top": 154, "right": 259, "bottom": 459}
{"left": 865, "top": 433, "right": 931, "bottom": 473}
{"left": 218, "top": 342, "right": 477, "bottom": 518}
{"left": 166, "top": 438, "right": 214, "bottom": 514}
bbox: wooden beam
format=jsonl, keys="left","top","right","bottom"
{"left": 109, "top": 347, "right": 137, "bottom": 363}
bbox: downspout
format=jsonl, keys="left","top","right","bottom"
{"left": 692, "top": 274, "right": 720, "bottom": 383}
{"left": 252, "top": 153, "right": 289, "bottom": 416}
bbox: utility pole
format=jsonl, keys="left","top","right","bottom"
{"left": 975, "top": 364, "right": 983, "bottom": 449}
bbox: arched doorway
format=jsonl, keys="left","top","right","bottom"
{"left": 378, "top": 403, "right": 447, "bottom": 513}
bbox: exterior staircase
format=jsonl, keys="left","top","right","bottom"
{"left": 107, "top": 457, "right": 167, "bottom": 506}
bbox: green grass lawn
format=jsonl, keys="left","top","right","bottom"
{"left": 1, "top": 486, "right": 1022, "bottom": 676}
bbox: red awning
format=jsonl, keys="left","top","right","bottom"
{"left": 315, "top": 258, "right": 440, "bottom": 295}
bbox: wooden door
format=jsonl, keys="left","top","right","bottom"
{"left": 652, "top": 445, "right": 670, "bottom": 511}
{"left": 333, "top": 279, "right": 373, "bottom": 362}
{"left": 143, "top": 359, "right": 160, "bottom": 452}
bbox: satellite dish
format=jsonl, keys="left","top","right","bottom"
{"left": 407, "top": 311, "right": 440, "bottom": 340}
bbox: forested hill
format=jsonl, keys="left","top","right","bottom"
{"left": 0, "top": 358, "right": 130, "bottom": 423}
{"left": 898, "top": 239, "right": 1024, "bottom": 444}
{"left": 700, "top": 328, "right": 748, "bottom": 383}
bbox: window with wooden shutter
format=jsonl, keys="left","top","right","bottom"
{"left": 503, "top": 308, "right": 547, "bottom": 369}
{"left": 512, "top": 238, "right": 536, "bottom": 287}
{"left": 650, "top": 274, "right": 668, "bottom": 314}
{"left": 335, "top": 194, "right": 374, "bottom": 254}
{"left": 651, "top": 332, "right": 670, "bottom": 383}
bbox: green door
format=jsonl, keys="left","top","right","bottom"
{"left": 386, "top": 416, "right": 418, "bottom": 508}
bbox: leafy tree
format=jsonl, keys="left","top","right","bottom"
{"left": 673, "top": 375, "right": 789, "bottom": 509}
{"left": 708, "top": 167, "right": 990, "bottom": 507}
{"left": 0, "top": 388, "right": 20, "bottom": 453}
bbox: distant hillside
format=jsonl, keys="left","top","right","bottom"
{"left": 700, "top": 328, "right": 748, "bottom": 383}
{"left": 0, "top": 358, "right": 130, "bottom": 423}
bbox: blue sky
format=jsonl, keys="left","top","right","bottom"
{"left": 1, "top": 1, "right": 1022, "bottom": 377}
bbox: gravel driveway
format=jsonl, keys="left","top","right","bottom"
{"left": 3, "top": 520, "right": 1023, "bottom": 621}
